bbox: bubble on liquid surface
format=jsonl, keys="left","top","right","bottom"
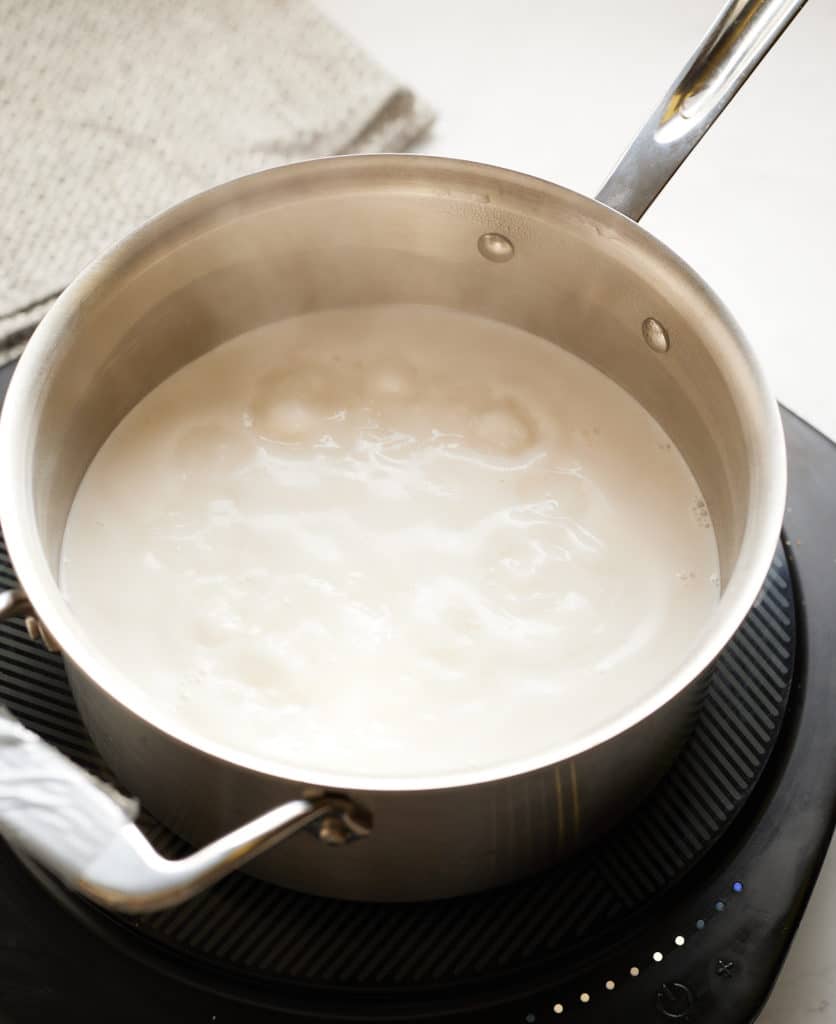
{"left": 471, "top": 399, "right": 539, "bottom": 455}
{"left": 191, "top": 596, "right": 246, "bottom": 649}
{"left": 172, "top": 419, "right": 255, "bottom": 475}
{"left": 691, "top": 497, "right": 712, "bottom": 529}
{"left": 368, "top": 360, "right": 416, "bottom": 398}
{"left": 257, "top": 396, "right": 320, "bottom": 441}
{"left": 249, "top": 367, "right": 344, "bottom": 443}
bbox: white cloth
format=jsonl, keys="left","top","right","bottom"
{"left": 0, "top": 0, "right": 433, "bottom": 361}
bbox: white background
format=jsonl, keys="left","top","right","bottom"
{"left": 318, "top": 1, "right": 836, "bottom": 1020}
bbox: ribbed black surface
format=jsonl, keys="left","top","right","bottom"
{"left": 0, "top": 535, "right": 795, "bottom": 992}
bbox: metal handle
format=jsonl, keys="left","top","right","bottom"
{"left": 0, "top": 706, "right": 371, "bottom": 914}
{"left": 0, "top": 591, "right": 371, "bottom": 912}
{"left": 74, "top": 792, "right": 370, "bottom": 914}
{"left": 596, "top": 0, "right": 807, "bottom": 221}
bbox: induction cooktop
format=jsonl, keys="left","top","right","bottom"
{"left": 0, "top": 355, "right": 834, "bottom": 1024}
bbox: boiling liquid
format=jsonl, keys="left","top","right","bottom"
{"left": 61, "top": 305, "right": 720, "bottom": 777}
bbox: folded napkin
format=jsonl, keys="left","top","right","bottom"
{"left": 0, "top": 0, "right": 433, "bottom": 363}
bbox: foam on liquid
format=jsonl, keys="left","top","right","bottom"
{"left": 61, "top": 305, "right": 720, "bottom": 778}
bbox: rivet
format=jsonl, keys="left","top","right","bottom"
{"left": 317, "top": 815, "right": 352, "bottom": 846}
{"left": 478, "top": 232, "right": 515, "bottom": 262}
{"left": 642, "top": 317, "right": 670, "bottom": 353}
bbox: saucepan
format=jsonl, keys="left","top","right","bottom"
{"left": 0, "top": 0, "right": 798, "bottom": 911}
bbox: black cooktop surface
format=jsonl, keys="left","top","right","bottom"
{"left": 0, "top": 350, "right": 834, "bottom": 1023}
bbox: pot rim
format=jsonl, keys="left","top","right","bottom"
{"left": 0, "top": 153, "right": 787, "bottom": 793}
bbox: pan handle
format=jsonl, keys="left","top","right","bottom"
{"left": 596, "top": 0, "right": 807, "bottom": 222}
{"left": 0, "top": 592, "right": 371, "bottom": 913}
{"left": 0, "top": 705, "right": 371, "bottom": 913}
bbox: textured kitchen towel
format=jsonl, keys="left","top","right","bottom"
{"left": 0, "top": 0, "right": 434, "bottom": 363}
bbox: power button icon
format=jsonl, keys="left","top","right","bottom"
{"left": 656, "top": 982, "right": 695, "bottom": 1019}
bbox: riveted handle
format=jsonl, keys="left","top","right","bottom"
{"left": 596, "top": 0, "right": 807, "bottom": 221}
{"left": 0, "top": 707, "right": 371, "bottom": 913}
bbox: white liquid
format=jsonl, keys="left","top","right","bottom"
{"left": 61, "top": 305, "right": 720, "bottom": 778}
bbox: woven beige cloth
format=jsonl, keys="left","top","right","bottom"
{"left": 0, "top": 0, "right": 433, "bottom": 362}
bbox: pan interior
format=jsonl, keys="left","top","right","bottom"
{"left": 57, "top": 301, "right": 721, "bottom": 778}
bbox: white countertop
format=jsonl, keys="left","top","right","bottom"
{"left": 318, "top": 1, "right": 836, "bottom": 1019}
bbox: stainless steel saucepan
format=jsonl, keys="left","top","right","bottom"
{"left": 0, "top": 0, "right": 799, "bottom": 911}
